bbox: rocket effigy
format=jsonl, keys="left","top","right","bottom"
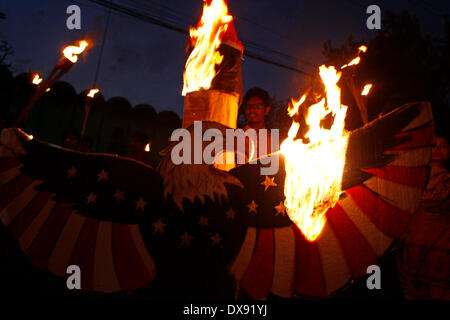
{"left": 181, "top": 0, "right": 243, "bottom": 129}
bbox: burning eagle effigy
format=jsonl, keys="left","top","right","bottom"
{"left": 0, "top": 0, "right": 435, "bottom": 299}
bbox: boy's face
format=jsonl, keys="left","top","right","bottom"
{"left": 244, "top": 96, "right": 270, "bottom": 125}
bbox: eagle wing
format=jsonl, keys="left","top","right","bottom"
{"left": 0, "top": 128, "right": 162, "bottom": 294}
{"left": 225, "top": 101, "right": 434, "bottom": 298}
{"left": 0, "top": 101, "right": 435, "bottom": 298}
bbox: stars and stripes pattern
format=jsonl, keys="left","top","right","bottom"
{"left": 0, "top": 138, "right": 163, "bottom": 293}
{"left": 227, "top": 101, "right": 435, "bottom": 299}
{"left": 0, "top": 131, "right": 247, "bottom": 295}
{"left": 0, "top": 101, "right": 435, "bottom": 298}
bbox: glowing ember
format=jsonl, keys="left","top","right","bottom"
{"left": 361, "top": 84, "right": 372, "bottom": 96}
{"left": 280, "top": 65, "right": 349, "bottom": 241}
{"left": 145, "top": 143, "right": 151, "bottom": 152}
{"left": 358, "top": 45, "right": 367, "bottom": 53}
{"left": 182, "top": 0, "right": 233, "bottom": 96}
{"left": 45, "top": 88, "right": 51, "bottom": 92}
{"left": 32, "top": 74, "right": 42, "bottom": 85}
{"left": 87, "top": 88, "right": 99, "bottom": 98}
{"left": 63, "top": 40, "right": 88, "bottom": 63}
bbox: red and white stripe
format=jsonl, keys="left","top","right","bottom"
{"left": 230, "top": 102, "right": 435, "bottom": 298}
{"left": 0, "top": 148, "right": 156, "bottom": 293}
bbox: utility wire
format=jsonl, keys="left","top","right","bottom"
{"left": 86, "top": 0, "right": 314, "bottom": 76}
{"left": 242, "top": 38, "right": 317, "bottom": 68}
{"left": 243, "top": 51, "right": 315, "bottom": 76}
{"left": 88, "top": 0, "right": 189, "bottom": 34}
{"left": 112, "top": 0, "right": 316, "bottom": 72}
{"left": 124, "top": 0, "right": 317, "bottom": 68}
{"left": 119, "top": 0, "right": 192, "bottom": 28}
{"left": 93, "top": 7, "right": 111, "bottom": 87}
{"left": 85, "top": 0, "right": 317, "bottom": 69}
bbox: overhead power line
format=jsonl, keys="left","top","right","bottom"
{"left": 86, "top": 0, "right": 314, "bottom": 77}
{"left": 88, "top": 0, "right": 189, "bottom": 34}
{"left": 93, "top": 7, "right": 111, "bottom": 86}
{"left": 243, "top": 51, "right": 314, "bottom": 75}
{"left": 123, "top": 0, "right": 318, "bottom": 68}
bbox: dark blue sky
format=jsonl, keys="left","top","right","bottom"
{"left": 1, "top": 0, "right": 448, "bottom": 116}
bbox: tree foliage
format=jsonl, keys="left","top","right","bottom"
{"left": 0, "top": 12, "right": 13, "bottom": 67}
{"left": 323, "top": 11, "right": 449, "bottom": 136}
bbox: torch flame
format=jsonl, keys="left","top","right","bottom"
{"left": 341, "top": 46, "right": 367, "bottom": 69}
{"left": 341, "top": 56, "right": 360, "bottom": 69}
{"left": 63, "top": 40, "right": 88, "bottom": 63}
{"left": 361, "top": 84, "right": 372, "bottom": 96}
{"left": 32, "top": 74, "right": 42, "bottom": 85}
{"left": 280, "top": 65, "right": 349, "bottom": 241}
{"left": 182, "top": 0, "right": 233, "bottom": 96}
{"left": 87, "top": 88, "right": 99, "bottom": 98}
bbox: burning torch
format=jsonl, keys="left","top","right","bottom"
{"left": 79, "top": 88, "right": 99, "bottom": 148}
{"left": 341, "top": 45, "right": 371, "bottom": 125}
{"left": 13, "top": 40, "right": 89, "bottom": 127}
{"left": 32, "top": 74, "right": 43, "bottom": 86}
{"left": 180, "top": 0, "right": 244, "bottom": 171}
{"left": 182, "top": 0, "right": 243, "bottom": 130}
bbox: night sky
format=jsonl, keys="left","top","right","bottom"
{"left": 1, "top": 0, "right": 448, "bottom": 116}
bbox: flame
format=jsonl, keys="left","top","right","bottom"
{"left": 361, "top": 84, "right": 372, "bottom": 96}
{"left": 45, "top": 88, "right": 51, "bottom": 92}
{"left": 32, "top": 74, "right": 42, "bottom": 85}
{"left": 63, "top": 40, "right": 88, "bottom": 63}
{"left": 287, "top": 94, "right": 307, "bottom": 117}
{"left": 145, "top": 143, "right": 151, "bottom": 152}
{"left": 341, "top": 56, "right": 360, "bottom": 69}
{"left": 87, "top": 88, "right": 99, "bottom": 98}
{"left": 358, "top": 45, "right": 367, "bottom": 53}
{"left": 280, "top": 65, "right": 349, "bottom": 241}
{"left": 341, "top": 46, "right": 367, "bottom": 69}
{"left": 182, "top": 0, "right": 232, "bottom": 96}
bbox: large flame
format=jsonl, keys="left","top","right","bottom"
{"left": 63, "top": 40, "right": 88, "bottom": 63}
{"left": 182, "top": 0, "right": 232, "bottom": 96}
{"left": 280, "top": 65, "right": 349, "bottom": 241}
